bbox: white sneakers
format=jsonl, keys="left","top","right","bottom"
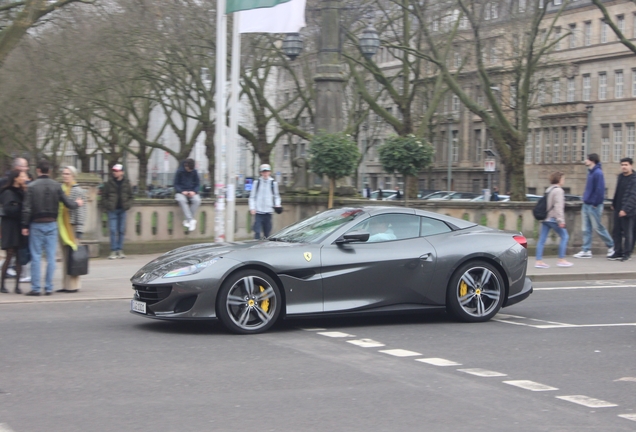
{"left": 188, "top": 219, "right": 197, "bottom": 232}
{"left": 573, "top": 248, "right": 615, "bottom": 259}
{"left": 573, "top": 250, "right": 592, "bottom": 258}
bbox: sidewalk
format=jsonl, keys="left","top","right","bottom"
{"left": 0, "top": 254, "right": 633, "bottom": 305}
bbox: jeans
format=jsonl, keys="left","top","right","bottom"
{"left": 29, "top": 222, "right": 58, "bottom": 293}
{"left": 581, "top": 203, "right": 614, "bottom": 252}
{"left": 108, "top": 209, "right": 127, "bottom": 251}
{"left": 175, "top": 193, "right": 201, "bottom": 221}
{"left": 253, "top": 213, "right": 272, "bottom": 239}
{"left": 612, "top": 213, "right": 635, "bottom": 257}
{"left": 536, "top": 219, "right": 569, "bottom": 260}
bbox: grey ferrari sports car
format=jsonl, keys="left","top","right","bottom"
{"left": 130, "top": 206, "right": 532, "bottom": 334}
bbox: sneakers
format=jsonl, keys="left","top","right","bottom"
{"left": 189, "top": 219, "right": 197, "bottom": 232}
{"left": 607, "top": 253, "right": 623, "bottom": 261}
{"left": 535, "top": 262, "right": 550, "bottom": 269}
{"left": 108, "top": 251, "right": 119, "bottom": 260}
{"left": 573, "top": 250, "right": 592, "bottom": 259}
{"left": 557, "top": 260, "right": 574, "bottom": 267}
{"left": 19, "top": 276, "right": 31, "bottom": 283}
{"left": 6, "top": 268, "right": 16, "bottom": 278}
{"left": 607, "top": 247, "right": 615, "bottom": 257}
{"left": 183, "top": 220, "right": 190, "bottom": 228}
{"left": 621, "top": 255, "right": 631, "bottom": 262}
{"left": 117, "top": 250, "right": 126, "bottom": 259}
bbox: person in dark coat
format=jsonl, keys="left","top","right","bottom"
{"left": 608, "top": 157, "right": 636, "bottom": 261}
{"left": 0, "top": 169, "right": 29, "bottom": 293}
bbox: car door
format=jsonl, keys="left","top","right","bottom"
{"left": 320, "top": 214, "right": 437, "bottom": 312}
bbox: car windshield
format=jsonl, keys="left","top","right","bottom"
{"left": 269, "top": 208, "right": 365, "bottom": 243}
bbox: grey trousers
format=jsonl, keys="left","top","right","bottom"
{"left": 175, "top": 193, "right": 201, "bottom": 221}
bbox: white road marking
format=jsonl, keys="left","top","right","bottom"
{"left": 0, "top": 424, "right": 15, "bottom": 432}
{"left": 618, "top": 414, "right": 636, "bottom": 422}
{"left": 556, "top": 395, "right": 618, "bottom": 408}
{"left": 347, "top": 339, "right": 385, "bottom": 348}
{"left": 300, "top": 328, "right": 327, "bottom": 331}
{"left": 457, "top": 368, "right": 507, "bottom": 377}
{"left": 615, "top": 377, "right": 636, "bottom": 382}
{"left": 534, "top": 323, "right": 636, "bottom": 329}
{"left": 534, "top": 284, "right": 636, "bottom": 291}
{"left": 503, "top": 380, "right": 558, "bottom": 391}
{"left": 379, "top": 349, "right": 422, "bottom": 357}
{"left": 317, "top": 331, "right": 355, "bottom": 338}
{"left": 415, "top": 358, "right": 462, "bottom": 366}
{"left": 494, "top": 314, "right": 636, "bottom": 329}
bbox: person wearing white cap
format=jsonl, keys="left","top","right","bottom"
{"left": 101, "top": 163, "right": 133, "bottom": 259}
{"left": 248, "top": 163, "right": 282, "bottom": 239}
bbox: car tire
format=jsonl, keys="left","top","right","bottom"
{"left": 446, "top": 260, "right": 504, "bottom": 323}
{"left": 217, "top": 269, "right": 282, "bottom": 334}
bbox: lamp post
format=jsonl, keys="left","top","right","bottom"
{"left": 447, "top": 116, "right": 453, "bottom": 192}
{"left": 586, "top": 104, "right": 594, "bottom": 159}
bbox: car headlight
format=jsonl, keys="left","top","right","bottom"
{"left": 163, "top": 258, "right": 221, "bottom": 278}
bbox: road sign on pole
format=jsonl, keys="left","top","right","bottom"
{"left": 484, "top": 158, "right": 496, "bottom": 172}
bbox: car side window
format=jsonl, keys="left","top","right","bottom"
{"left": 420, "top": 216, "right": 452, "bottom": 237}
{"left": 348, "top": 214, "right": 421, "bottom": 243}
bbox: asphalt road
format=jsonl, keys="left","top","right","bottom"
{"left": 0, "top": 279, "right": 635, "bottom": 432}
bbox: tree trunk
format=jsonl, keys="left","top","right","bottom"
{"left": 203, "top": 122, "right": 215, "bottom": 194}
{"left": 328, "top": 178, "right": 335, "bottom": 209}
{"left": 507, "top": 137, "right": 527, "bottom": 201}
{"left": 137, "top": 148, "right": 148, "bottom": 195}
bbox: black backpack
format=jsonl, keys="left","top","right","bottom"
{"left": 532, "top": 189, "right": 554, "bottom": 221}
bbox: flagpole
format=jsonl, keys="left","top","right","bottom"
{"left": 226, "top": 12, "right": 240, "bottom": 242}
{"left": 214, "top": 0, "right": 227, "bottom": 243}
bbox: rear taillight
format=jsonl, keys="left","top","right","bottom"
{"left": 513, "top": 235, "right": 527, "bottom": 249}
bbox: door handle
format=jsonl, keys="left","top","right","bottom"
{"left": 419, "top": 253, "right": 431, "bottom": 260}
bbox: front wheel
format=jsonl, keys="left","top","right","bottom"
{"left": 217, "top": 270, "right": 282, "bottom": 334}
{"left": 446, "top": 260, "right": 505, "bottom": 323}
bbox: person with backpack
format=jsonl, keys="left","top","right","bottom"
{"left": 535, "top": 171, "right": 573, "bottom": 269}
{"left": 248, "top": 164, "right": 281, "bottom": 239}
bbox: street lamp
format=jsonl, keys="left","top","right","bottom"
{"left": 586, "top": 104, "right": 594, "bottom": 159}
{"left": 282, "top": 33, "right": 303, "bottom": 61}
{"left": 359, "top": 25, "right": 380, "bottom": 59}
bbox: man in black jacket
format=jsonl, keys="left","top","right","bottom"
{"left": 608, "top": 157, "right": 636, "bottom": 262}
{"left": 173, "top": 158, "right": 201, "bottom": 232}
{"left": 21, "top": 160, "right": 83, "bottom": 296}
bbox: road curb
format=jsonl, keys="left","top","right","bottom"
{"left": 528, "top": 272, "right": 636, "bottom": 283}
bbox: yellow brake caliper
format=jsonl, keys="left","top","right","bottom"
{"left": 260, "top": 286, "right": 270, "bottom": 312}
{"left": 459, "top": 280, "right": 468, "bottom": 297}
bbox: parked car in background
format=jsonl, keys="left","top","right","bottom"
{"left": 368, "top": 189, "right": 396, "bottom": 200}
{"left": 564, "top": 194, "right": 582, "bottom": 202}
{"left": 421, "top": 191, "right": 481, "bottom": 201}
{"left": 471, "top": 194, "right": 511, "bottom": 202}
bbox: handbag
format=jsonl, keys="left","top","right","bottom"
{"left": 66, "top": 245, "right": 89, "bottom": 276}
{"left": 274, "top": 206, "right": 283, "bottom": 214}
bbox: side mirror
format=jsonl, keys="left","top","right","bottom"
{"left": 336, "top": 230, "right": 370, "bottom": 244}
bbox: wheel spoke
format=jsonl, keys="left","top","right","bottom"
{"left": 480, "top": 270, "right": 493, "bottom": 287}
{"left": 461, "top": 273, "right": 477, "bottom": 289}
{"left": 227, "top": 294, "right": 246, "bottom": 306}
{"left": 481, "top": 288, "right": 500, "bottom": 301}
{"left": 459, "top": 292, "right": 475, "bottom": 306}
{"left": 236, "top": 307, "right": 251, "bottom": 327}
{"left": 255, "top": 287, "right": 275, "bottom": 302}
{"left": 253, "top": 305, "right": 271, "bottom": 324}
{"left": 476, "top": 297, "right": 485, "bottom": 316}
{"left": 244, "top": 276, "right": 256, "bottom": 296}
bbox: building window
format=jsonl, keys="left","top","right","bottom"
{"left": 584, "top": 21, "right": 592, "bottom": 46}
{"left": 491, "top": 2, "right": 498, "bottom": 19}
{"left": 283, "top": 144, "right": 289, "bottom": 161}
{"left": 615, "top": 71, "right": 624, "bottom": 98}
{"left": 627, "top": 124, "right": 635, "bottom": 159}
{"left": 535, "top": 129, "right": 542, "bottom": 164}
{"left": 601, "top": 20, "right": 609, "bottom": 43}
{"left": 475, "top": 130, "right": 482, "bottom": 162}
{"left": 452, "top": 131, "right": 459, "bottom": 162}
{"left": 567, "top": 78, "right": 575, "bottom": 102}
{"left": 562, "top": 127, "right": 569, "bottom": 163}
{"left": 553, "top": 128, "right": 560, "bottom": 163}
{"left": 554, "top": 27, "right": 561, "bottom": 50}
{"left": 632, "top": 69, "right": 636, "bottom": 97}
{"left": 552, "top": 80, "right": 560, "bottom": 103}
{"left": 571, "top": 127, "right": 578, "bottom": 162}
{"left": 484, "top": 3, "right": 491, "bottom": 20}
{"left": 614, "top": 125, "right": 623, "bottom": 162}
{"left": 490, "top": 41, "right": 498, "bottom": 64}
{"left": 545, "top": 128, "right": 551, "bottom": 163}
{"left": 581, "top": 127, "right": 587, "bottom": 162}
{"left": 538, "top": 81, "right": 546, "bottom": 105}
{"left": 554, "top": 0, "right": 562, "bottom": 4}
{"left": 599, "top": 73, "right": 607, "bottom": 100}
{"left": 569, "top": 24, "right": 577, "bottom": 49}
{"left": 601, "top": 125, "right": 610, "bottom": 162}
{"left": 518, "top": 0, "right": 526, "bottom": 13}
{"left": 582, "top": 75, "right": 591, "bottom": 101}
{"left": 452, "top": 95, "right": 460, "bottom": 112}
{"left": 617, "top": 15, "right": 625, "bottom": 33}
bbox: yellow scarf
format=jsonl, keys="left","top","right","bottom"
{"left": 58, "top": 183, "right": 78, "bottom": 251}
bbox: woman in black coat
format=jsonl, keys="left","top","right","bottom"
{"left": 0, "top": 169, "right": 28, "bottom": 293}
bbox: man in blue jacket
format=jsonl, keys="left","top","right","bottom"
{"left": 174, "top": 158, "right": 201, "bottom": 232}
{"left": 573, "top": 153, "right": 614, "bottom": 258}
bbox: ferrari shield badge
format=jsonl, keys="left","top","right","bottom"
{"left": 303, "top": 252, "right": 312, "bottom": 262}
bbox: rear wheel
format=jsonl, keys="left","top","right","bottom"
{"left": 446, "top": 260, "right": 504, "bottom": 322}
{"left": 217, "top": 270, "right": 282, "bottom": 334}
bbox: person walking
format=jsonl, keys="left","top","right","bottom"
{"left": 248, "top": 164, "right": 281, "bottom": 239}
{"left": 102, "top": 164, "right": 133, "bottom": 259}
{"left": 57, "top": 166, "right": 87, "bottom": 293}
{"left": 0, "top": 169, "right": 29, "bottom": 294}
{"left": 608, "top": 157, "right": 636, "bottom": 261}
{"left": 535, "top": 172, "right": 573, "bottom": 269}
{"left": 21, "top": 160, "right": 83, "bottom": 296}
{"left": 173, "top": 158, "right": 201, "bottom": 232}
{"left": 573, "top": 153, "right": 614, "bottom": 258}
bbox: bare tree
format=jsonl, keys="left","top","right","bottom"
{"left": 591, "top": 0, "right": 636, "bottom": 55}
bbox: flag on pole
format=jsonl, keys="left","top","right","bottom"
{"left": 226, "top": 0, "right": 290, "bottom": 14}
{"left": 237, "top": 0, "right": 306, "bottom": 33}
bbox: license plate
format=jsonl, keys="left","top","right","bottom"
{"left": 131, "top": 300, "right": 146, "bottom": 314}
